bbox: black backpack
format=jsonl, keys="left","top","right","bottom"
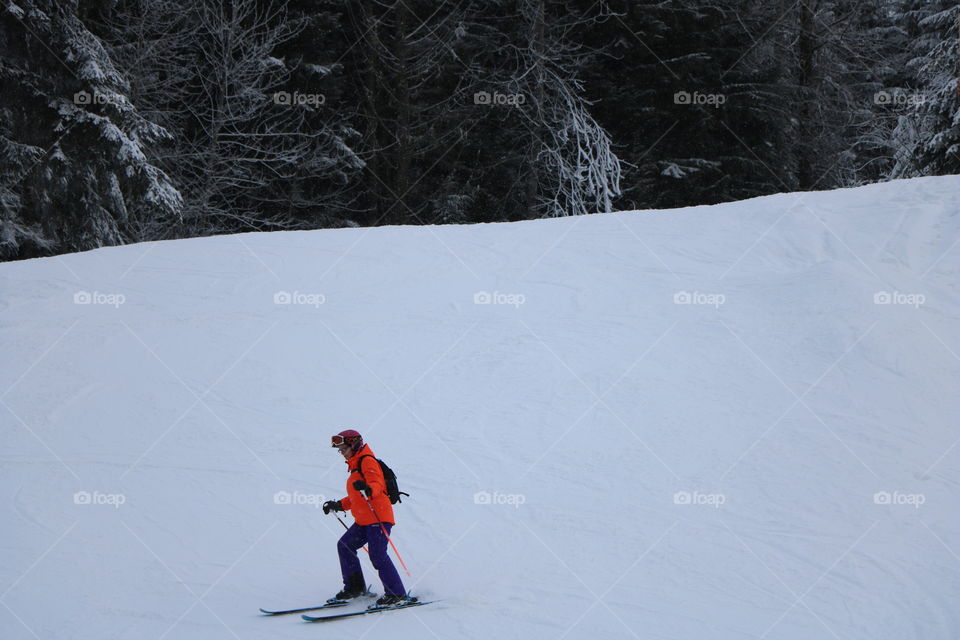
{"left": 354, "top": 454, "right": 409, "bottom": 504}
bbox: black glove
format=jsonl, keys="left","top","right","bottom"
{"left": 352, "top": 480, "right": 372, "bottom": 497}
{"left": 322, "top": 500, "right": 343, "bottom": 514}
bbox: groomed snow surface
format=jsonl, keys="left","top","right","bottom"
{"left": 1, "top": 176, "right": 958, "bottom": 639}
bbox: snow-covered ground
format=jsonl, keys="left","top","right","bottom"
{"left": 1, "top": 176, "right": 958, "bottom": 639}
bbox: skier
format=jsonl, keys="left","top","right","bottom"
{"left": 322, "top": 429, "right": 416, "bottom": 607}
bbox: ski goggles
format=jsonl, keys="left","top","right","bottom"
{"left": 331, "top": 435, "right": 352, "bottom": 447}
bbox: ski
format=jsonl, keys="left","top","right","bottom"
{"left": 260, "top": 602, "right": 349, "bottom": 616}
{"left": 261, "top": 589, "right": 377, "bottom": 615}
{"left": 301, "top": 599, "right": 435, "bottom": 622}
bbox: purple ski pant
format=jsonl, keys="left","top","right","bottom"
{"left": 337, "top": 522, "right": 406, "bottom": 596}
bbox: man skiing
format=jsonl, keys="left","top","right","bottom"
{"left": 322, "top": 429, "right": 416, "bottom": 607}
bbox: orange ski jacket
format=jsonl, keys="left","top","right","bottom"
{"left": 339, "top": 444, "right": 395, "bottom": 526}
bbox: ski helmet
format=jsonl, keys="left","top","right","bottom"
{"left": 331, "top": 429, "right": 363, "bottom": 452}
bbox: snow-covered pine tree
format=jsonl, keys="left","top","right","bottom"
{"left": 891, "top": 1, "right": 960, "bottom": 177}
{"left": 0, "top": 0, "right": 181, "bottom": 259}
{"left": 840, "top": 0, "right": 910, "bottom": 184}
{"left": 337, "top": 0, "right": 471, "bottom": 226}
{"left": 782, "top": 0, "right": 898, "bottom": 190}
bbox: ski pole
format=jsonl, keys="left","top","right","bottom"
{"left": 335, "top": 512, "right": 370, "bottom": 555}
{"left": 362, "top": 495, "right": 411, "bottom": 577}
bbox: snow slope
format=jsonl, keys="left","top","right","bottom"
{"left": 1, "top": 176, "right": 958, "bottom": 640}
